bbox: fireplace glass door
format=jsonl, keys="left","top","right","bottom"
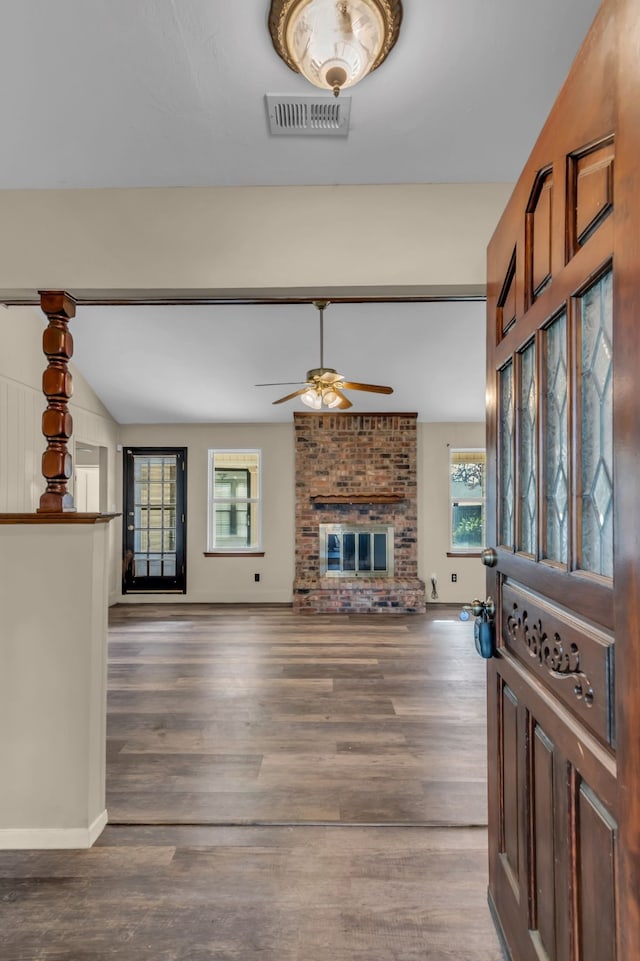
{"left": 320, "top": 524, "right": 394, "bottom": 577}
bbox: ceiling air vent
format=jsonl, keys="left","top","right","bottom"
{"left": 266, "top": 95, "right": 351, "bottom": 136}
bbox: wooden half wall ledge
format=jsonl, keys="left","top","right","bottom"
{"left": 0, "top": 513, "right": 120, "bottom": 525}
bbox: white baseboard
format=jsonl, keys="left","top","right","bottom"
{"left": 0, "top": 809, "right": 108, "bottom": 850}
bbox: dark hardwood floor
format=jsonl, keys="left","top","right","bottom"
{"left": 106, "top": 604, "right": 488, "bottom": 825}
{"left": 0, "top": 605, "right": 504, "bottom": 960}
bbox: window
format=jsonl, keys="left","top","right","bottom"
{"left": 207, "top": 450, "right": 261, "bottom": 551}
{"left": 450, "top": 449, "right": 486, "bottom": 552}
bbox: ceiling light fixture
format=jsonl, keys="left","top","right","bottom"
{"left": 268, "top": 0, "right": 403, "bottom": 97}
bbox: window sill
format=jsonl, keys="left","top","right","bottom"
{"left": 204, "top": 551, "right": 265, "bottom": 557}
{"left": 446, "top": 551, "right": 483, "bottom": 558}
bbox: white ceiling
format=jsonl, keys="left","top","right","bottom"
{"left": 72, "top": 300, "right": 487, "bottom": 423}
{"left": 0, "top": 0, "right": 601, "bottom": 189}
{"left": 2, "top": 1, "right": 602, "bottom": 423}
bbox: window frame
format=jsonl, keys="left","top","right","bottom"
{"left": 448, "top": 447, "right": 486, "bottom": 555}
{"left": 207, "top": 449, "right": 262, "bottom": 553}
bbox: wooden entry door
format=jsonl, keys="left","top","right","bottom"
{"left": 485, "top": 2, "right": 640, "bottom": 959}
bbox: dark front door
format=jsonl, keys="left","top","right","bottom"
{"left": 123, "top": 447, "right": 187, "bottom": 593}
{"left": 485, "top": 2, "right": 640, "bottom": 959}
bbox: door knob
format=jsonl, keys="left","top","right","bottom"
{"left": 460, "top": 597, "right": 496, "bottom": 620}
{"left": 127, "top": 524, "right": 134, "bottom": 531}
{"left": 481, "top": 547, "right": 498, "bottom": 567}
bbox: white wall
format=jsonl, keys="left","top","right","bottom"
{"left": 418, "top": 422, "right": 487, "bottom": 605}
{"left": 118, "top": 422, "right": 295, "bottom": 603}
{"left": 0, "top": 521, "right": 111, "bottom": 848}
{"left": 0, "top": 183, "right": 513, "bottom": 302}
{"left": 119, "top": 420, "right": 486, "bottom": 607}
{"left": 0, "top": 305, "right": 121, "bottom": 600}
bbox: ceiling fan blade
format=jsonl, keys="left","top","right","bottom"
{"left": 332, "top": 387, "right": 353, "bottom": 409}
{"left": 341, "top": 381, "right": 394, "bottom": 394}
{"left": 272, "top": 387, "right": 310, "bottom": 405}
{"left": 256, "top": 381, "right": 306, "bottom": 387}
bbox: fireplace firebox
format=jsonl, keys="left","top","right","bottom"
{"left": 319, "top": 523, "right": 394, "bottom": 577}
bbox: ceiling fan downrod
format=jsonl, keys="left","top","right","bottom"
{"left": 313, "top": 300, "right": 330, "bottom": 370}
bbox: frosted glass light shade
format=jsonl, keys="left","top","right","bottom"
{"left": 269, "top": 0, "right": 403, "bottom": 96}
{"left": 322, "top": 388, "right": 342, "bottom": 408}
{"left": 301, "top": 388, "right": 322, "bottom": 409}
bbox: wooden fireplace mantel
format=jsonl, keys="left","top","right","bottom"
{"left": 310, "top": 493, "right": 404, "bottom": 505}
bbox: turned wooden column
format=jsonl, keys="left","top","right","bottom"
{"left": 37, "top": 290, "right": 76, "bottom": 513}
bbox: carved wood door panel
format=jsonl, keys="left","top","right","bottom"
{"left": 485, "top": 2, "right": 640, "bottom": 959}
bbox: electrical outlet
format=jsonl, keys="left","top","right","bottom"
{"left": 254, "top": 573, "right": 260, "bottom": 582}
{"left": 451, "top": 573, "right": 457, "bottom": 583}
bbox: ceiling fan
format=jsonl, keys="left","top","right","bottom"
{"left": 256, "top": 301, "right": 394, "bottom": 410}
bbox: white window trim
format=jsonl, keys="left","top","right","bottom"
{"left": 207, "top": 449, "right": 262, "bottom": 552}
{"left": 449, "top": 447, "right": 486, "bottom": 554}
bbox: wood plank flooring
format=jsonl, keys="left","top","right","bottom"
{"left": 106, "top": 605, "right": 488, "bottom": 825}
{"left": 0, "top": 825, "right": 503, "bottom": 961}
{"left": 0, "top": 605, "right": 505, "bottom": 960}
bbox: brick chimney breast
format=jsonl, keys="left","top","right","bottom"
{"left": 293, "top": 412, "right": 425, "bottom": 614}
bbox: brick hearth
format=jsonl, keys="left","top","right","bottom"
{"left": 293, "top": 411, "right": 425, "bottom": 614}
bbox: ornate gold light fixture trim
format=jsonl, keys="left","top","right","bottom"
{"left": 268, "top": 0, "right": 403, "bottom": 97}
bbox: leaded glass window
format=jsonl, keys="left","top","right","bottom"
{"left": 580, "top": 269, "right": 613, "bottom": 577}
{"left": 519, "top": 341, "right": 537, "bottom": 555}
{"left": 499, "top": 363, "right": 515, "bottom": 549}
{"left": 544, "top": 313, "right": 568, "bottom": 564}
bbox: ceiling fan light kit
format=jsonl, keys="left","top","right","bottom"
{"left": 268, "top": 0, "right": 403, "bottom": 97}
{"left": 256, "top": 301, "right": 393, "bottom": 410}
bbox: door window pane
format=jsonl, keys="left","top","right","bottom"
{"left": 131, "top": 454, "right": 179, "bottom": 580}
{"left": 544, "top": 312, "right": 568, "bottom": 564}
{"left": 499, "top": 363, "right": 515, "bottom": 548}
{"left": 520, "top": 342, "right": 537, "bottom": 554}
{"left": 580, "top": 270, "right": 613, "bottom": 577}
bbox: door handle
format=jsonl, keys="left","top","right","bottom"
{"left": 460, "top": 597, "right": 496, "bottom": 659}
{"left": 481, "top": 547, "right": 498, "bottom": 567}
{"left": 460, "top": 597, "right": 496, "bottom": 620}
{"left": 127, "top": 525, "right": 134, "bottom": 531}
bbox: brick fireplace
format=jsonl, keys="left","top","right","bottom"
{"left": 293, "top": 411, "right": 426, "bottom": 613}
